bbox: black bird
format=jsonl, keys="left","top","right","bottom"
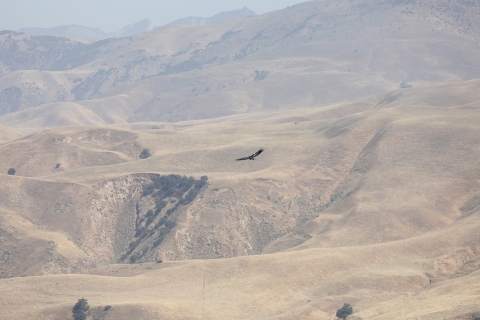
{"left": 236, "top": 148, "right": 264, "bottom": 161}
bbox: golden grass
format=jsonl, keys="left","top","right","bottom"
{"left": 0, "top": 80, "right": 479, "bottom": 319}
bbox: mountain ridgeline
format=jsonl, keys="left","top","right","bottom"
{"left": 18, "top": 18, "right": 154, "bottom": 40}
{"left": 1, "top": 1, "right": 480, "bottom": 319}
{"left": 1, "top": 0, "right": 480, "bottom": 129}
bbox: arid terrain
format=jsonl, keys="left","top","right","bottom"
{"left": 1, "top": 0, "right": 480, "bottom": 319}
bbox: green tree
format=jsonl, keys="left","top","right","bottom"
{"left": 72, "top": 298, "right": 89, "bottom": 320}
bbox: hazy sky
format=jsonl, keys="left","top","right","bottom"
{"left": 0, "top": 0, "right": 307, "bottom": 32}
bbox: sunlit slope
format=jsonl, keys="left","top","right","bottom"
{"left": 0, "top": 174, "right": 93, "bottom": 278}
{"left": 0, "top": 97, "right": 377, "bottom": 278}
{"left": 0, "top": 102, "right": 107, "bottom": 133}
{"left": 1, "top": 0, "right": 480, "bottom": 126}
{"left": 266, "top": 104, "right": 480, "bottom": 249}
{"left": 0, "top": 80, "right": 478, "bottom": 270}
{"left": 41, "top": 81, "right": 480, "bottom": 255}
{"left": 1, "top": 206, "right": 479, "bottom": 319}
{"left": 0, "top": 126, "right": 143, "bottom": 177}
{"left": 0, "top": 80, "right": 479, "bottom": 318}
{"left": 0, "top": 124, "right": 21, "bottom": 142}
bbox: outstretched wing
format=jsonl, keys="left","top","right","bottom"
{"left": 252, "top": 148, "right": 264, "bottom": 158}
{"left": 235, "top": 148, "right": 264, "bottom": 161}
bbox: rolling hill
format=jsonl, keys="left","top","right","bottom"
{"left": 0, "top": 78, "right": 479, "bottom": 318}
{"left": 1, "top": 0, "right": 480, "bottom": 130}
{"left": 0, "top": 0, "right": 480, "bottom": 319}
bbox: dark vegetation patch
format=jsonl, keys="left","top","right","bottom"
{"left": 336, "top": 303, "right": 353, "bottom": 319}
{"left": 0, "top": 86, "right": 22, "bottom": 115}
{"left": 0, "top": 32, "right": 114, "bottom": 74}
{"left": 254, "top": 70, "right": 268, "bottom": 81}
{"left": 139, "top": 148, "right": 151, "bottom": 159}
{"left": 70, "top": 68, "right": 116, "bottom": 100}
{"left": 322, "top": 116, "right": 362, "bottom": 138}
{"left": 72, "top": 298, "right": 89, "bottom": 320}
{"left": 121, "top": 174, "right": 208, "bottom": 263}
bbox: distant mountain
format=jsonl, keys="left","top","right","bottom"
{"left": 18, "top": 18, "right": 154, "bottom": 40}
{"left": 2, "top": 0, "right": 480, "bottom": 123}
{"left": 109, "top": 18, "right": 154, "bottom": 38}
{"left": 169, "top": 16, "right": 207, "bottom": 26}
{"left": 168, "top": 7, "right": 255, "bottom": 26}
{"left": 16, "top": 7, "right": 254, "bottom": 40}
{"left": 18, "top": 24, "right": 105, "bottom": 40}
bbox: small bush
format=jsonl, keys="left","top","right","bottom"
{"left": 55, "top": 163, "right": 60, "bottom": 169}
{"left": 104, "top": 305, "right": 111, "bottom": 311}
{"left": 134, "top": 227, "right": 145, "bottom": 237}
{"left": 336, "top": 303, "right": 353, "bottom": 319}
{"left": 7, "top": 168, "right": 15, "bottom": 175}
{"left": 139, "top": 148, "right": 151, "bottom": 159}
{"left": 128, "top": 241, "right": 138, "bottom": 250}
{"left": 156, "top": 259, "right": 163, "bottom": 263}
{"left": 130, "top": 253, "right": 140, "bottom": 263}
{"left": 146, "top": 216, "right": 154, "bottom": 225}
{"left": 72, "top": 298, "right": 89, "bottom": 320}
{"left": 154, "top": 216, "right": 167, "bottom": 229}
{"left": 153, "top": 235, "right": 165, "bottom": 247}
{"left": 165, "top": 220, "right": 176, "bottom": 230}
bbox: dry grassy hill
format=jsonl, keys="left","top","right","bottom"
{"left": 1, "top": 0, "right": 480, "bottom": 129}
{"left": 0, "top": 79, "right": 479, "bottom": 318}
{"left": 1, "top": 211, "right": 479, "bottom": 319}
{"left": 1, "top": 0, "right": 480, "bottom": 318}
{"left": 0, "top": 124, "right": 21, "bottom": 142}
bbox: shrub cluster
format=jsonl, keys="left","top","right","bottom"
{"left": 336, "top": 303, "right": 353, "bottom": 319}
{"left": 123, "top": 174, "right": 208, "bottom": 263}
{"left": 72, "top": 298, "right": 89, "bottom": 320}
{"left": 139, "top": 148, "right": 151, "bottom": 159}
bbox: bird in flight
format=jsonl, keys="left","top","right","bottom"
{"left": 236, "top": 148, "right": 264, "bottom": 161}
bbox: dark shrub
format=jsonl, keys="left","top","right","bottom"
{"left": 7, "top": 168, "right": 15, "bottom": 175}
{"left": 154, "top": 216, "right": 167, "bottom": 229}
{"left": 137, "top": 174, "right": 208, "bottom": 251}
{"left": 146, "top": 216, "right": 154, "bottom": 225}
{"left": 130, "top": 253, "right": 140, "bottom": 263}
{"left": 165, "top": 220, "right": 176, "bottom": 230}
{"left": 336, "top": 303, "right": 353, "bottom": 319}
{"left": 128, "top": 240, "right": 138, "bottom": 250}
{"left": 138, "top": 229, "right": 151, "bottom": 240}
{"left": 139, "top": 148, "right": 151, "bottom": 159}
{"left": 153, "top": 235, "right": 165, "bottom": 247}
{"left": 72, "top": 298, "right": 89, "bottom": 320}
{"left": 103, "top": 306, "right": 111, "bottom": 311}
{"left": 134, "top": 227, "right": 145, "bottom": 237}
{"left": 154, "top": 200, "right": 166, "bottom": 215}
